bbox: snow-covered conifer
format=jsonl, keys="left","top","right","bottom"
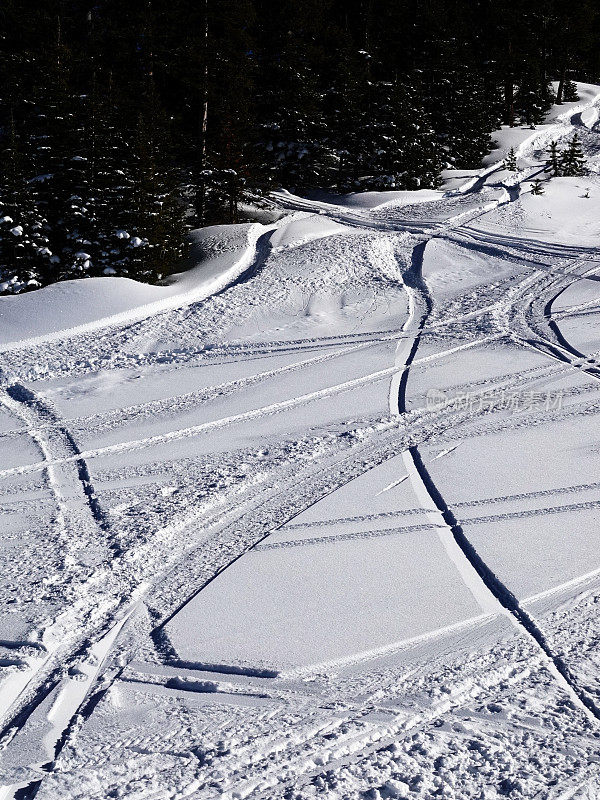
{"left": 561, "top": 134, "right": 586, "bottom": 176}
{"left": 503, "top": 148, "right": 518, "bottom": 172}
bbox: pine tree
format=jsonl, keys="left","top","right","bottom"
{"left": 375, "top": 80, "right": 441, "bottom": 190}
{"left": 514, "top": 73, "right": 554, "bottom": 128}
{"left": 0, "top": 108, "right": 50, "bottom": 292}
{"left": 546, "top": 140, "right": 562, "bottom": 176}
{"left": 253, "top": 17, "right": 328, "bottom": 191}
{"left": 325, "top": 39, "right": 371, "bottom": 191}
{"left": 561, "top": 134, "right": 586, "bottom": 176}
{"left": 530, "top": 178, "right": 545, "bottom": 195}
{"left": 2, "top": 0, "right": 600, "bottom": 294}
{"left": 202, "top": 0, "right": 257, "bottom": 223}
{"left": 563, "top": 79, "right": 579, "bottom": 102}
{"left": 503, "top": 147, "right": 518, "bottom": 171}
{"left": 551, "top": 0, "right": 597, "bottom": 104}
{"left": 427, "top": 64, "right": 496, "bottom": 169}
{"left": 123, "top": 95, "right": 188, "bottom": 282}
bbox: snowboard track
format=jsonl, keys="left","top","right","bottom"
{"left": 408, "top": 445, "right": 600, "bottom": 724}
{"left": 3, "top": 384, "right": 112, "bottom": 537}
{"left": 392, "top": 233, "right": 600, "bottom": 728}
{"left": 4, "top": 91, "right": 600, "bottom": 798}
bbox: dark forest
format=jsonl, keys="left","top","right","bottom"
{"left": 1, "top": 0, "right": 598, "bottom": 289}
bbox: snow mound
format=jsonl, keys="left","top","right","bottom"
{"left": 421, "top": 239, "right": 517, "bottom": 300}
{"left": 471, "top": 178, "right": 600, "bottom": 246}
{"left": 517, "top": 178, "right": 600, "bottom": 243}
{"left": 581, "top": 107, "right": 599, "bottom": 129}
{"left": 0, "top": 223, "right": 267, "bottom": 350}
{"left": 269, "top": 215, "right": 351, "bottom": 250}
{"left": 303, "top": 189, "right": 442, "bottom": 210}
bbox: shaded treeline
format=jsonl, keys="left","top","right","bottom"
{"left": 0, "top": 0, "right": 597, "bottom": 289}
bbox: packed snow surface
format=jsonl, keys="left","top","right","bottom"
{"left": 1, "top": 84, "right": 600, "bottom": 800}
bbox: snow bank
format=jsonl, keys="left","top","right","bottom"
{"left": 0, "top": 223, "right": 268, "bottom": 350}
{"left": 269, "top": 215, "right": 351, "bottom": 250}
{"left": 472, "top": 178, "right": 600, "bottom": 246}
{"left": 421, "top": 238, "right": 517, "bottom": 299}
{"left": 281, "top": 188, "right": 442, "bottom": 211}
{"left": 580, "top": 106, "right": 599, "bottom": 129}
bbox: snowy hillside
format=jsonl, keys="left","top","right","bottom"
{"left": 1, "top": 85, "right": 600, "bottom": 800}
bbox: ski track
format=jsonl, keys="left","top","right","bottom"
{"left": 0, "top": 224, "right": 277, "bottom": 356}
{"left": 0, "top": 333, "right": 511, "bottom": 484}
{"left": 3, "top": 88, "right": 600, "bottom": 800}
{"left": 383, "top": 197, "right": 600, "bottom": 729}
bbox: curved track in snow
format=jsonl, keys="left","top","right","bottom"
{"left": 2, "top": 86, "right": 600, "bottom": 800}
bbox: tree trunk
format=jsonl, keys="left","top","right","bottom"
{"left": 363, "top": 0, "right": 374, "bottom": 50}
{"left": 87, "top": 9, "right": 97, "bottom": 185}
{"left": 540, "top": 15, "right": 549, "bottom": 86}
{"left": 504, "top": 76, "right": 514, "bottom": 127}
{"left": 556, "top": 65, "right": 567, "bottom": 104}
{"left": 337, "top": 149, "right": 345, "bottom": 193}
{"left": 504, "top": 40, "right": 514, "bottom": 127}
{"left": 229, "top": 178, "right": 237, "bottom": 224}
{"left": 196, "top": 0, "right": 209, "bottom": 225}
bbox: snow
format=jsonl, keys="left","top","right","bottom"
{"left": 0, "top": 277, "right": 166, "bottom": 345}
{"left": 481, "top": 82, "right": 600, "bottom": 169}
{"left": 166, "top": 529, "right": 482, "bottom": 671}
{"left": 28, "top": 174, "right": 53, "bottom": 183}
{"left": 1, "top": 82, "right": 600, "bottom": 800}
{"left": 0, "top": 223, "right": 266, "bottom": 348}
{"left": 269, "top": 214, "right": 352, "bottom": 250}
{"left": 420, "top": 238, "right": 518, "bottom": 298}
{"left": 300, "top": 188, "right": 443, "bottom": 210}
{"left": 580, "top": 107, "right": 599, "bottom": 129}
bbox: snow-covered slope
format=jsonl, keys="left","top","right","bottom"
{"left": 1, "top": 84, "right": 600, "bottom": 800}
{"left": 0, "top": 224, "right": 267, "bottom": 350}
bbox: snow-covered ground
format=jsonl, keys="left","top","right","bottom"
{"left": 1, "top": 85, "right": 600, "bottom": 800}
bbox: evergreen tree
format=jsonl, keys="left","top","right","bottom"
{"left": 504, "top": 148, "right": 518, "bottom": 171}
{"left": 324, "top": 41, "right": 371, "bottom": 191}
{"left": 563, "top": 80, "right": 580, "bottom": 102}
{"left": 0, "top": 103, "right": 51, "bottom": 292}
{"left": 252, "top": 2, "right": 331, "bottom": 192}
{"left": 514, "top": 72, "right": 554, "bottom": 127}
{"left": 356, "top": 78, "right": 442, "bottom": 191}
{"left": 530, "top": 178, "right": 545, "bottom": 195}
{"left": 427, "top": 65, "right": 496, "bottom": 169}
{"left": 546, "top": 140, "right": 562, "bottom": 176}
{"left": 560, "top": 134, "right": 586, "bottom": 176}
{"left": 550, "top": 0, "right": 597, "bottom": 104}
{"left": 125, "top": 103, "right": 188, "bottom": 281}
{"left": 2, "top": 0, "right": 600, "bottom": 294}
